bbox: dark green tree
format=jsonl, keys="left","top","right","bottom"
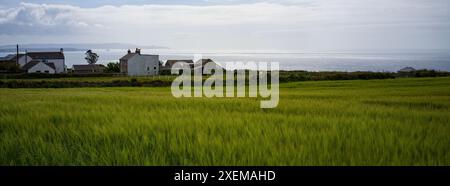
{"left": 85, "top": 49, "right": 99, "bottom": 65}
{"left": 105, "top": 62, "right": 120, "bottom": 73}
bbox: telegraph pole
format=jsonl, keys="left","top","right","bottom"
{"left": 16, "top": 44, "right": 19, "bottom": 66}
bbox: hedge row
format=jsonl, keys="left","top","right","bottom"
{"left": 278, "top": 71, "right": 396, "bottom": 82}
{"left": 0, "top": 70, "right": 449, "bottom": 88}
{"left": 278, "top": 70, "right": 450, "bottom": 82}
{"left": 0, "top": 73, "right": 120, "bottom": 79}
{"left": 0, "top": 79, "right": 170, "bottom": 88}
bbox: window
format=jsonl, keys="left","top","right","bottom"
{"left": 154, "top": 66, "right": 156, "bottom": 70}
{"left": 44, "top": 71, "right": 49, "bottom": 73}
{"left": 147, "top": 67, "right": 150, "bottom": 71}
{"left": 36, "top": 71, "right": 41, "bottom": 73}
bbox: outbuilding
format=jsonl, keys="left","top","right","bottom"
{"left": 21, "top": 61, "right": 56, "bottom": 74}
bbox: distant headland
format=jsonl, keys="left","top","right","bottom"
{"left": 0, "top": 43, "right": 169, "bottom": 53}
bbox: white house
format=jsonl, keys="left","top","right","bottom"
{"left": 119, "top": 49, "right": 159, "bottom": 76}
{"left": 21, "top": 61, "right": 56, "bottom": 74}
{"left": 27, "top": 48, "right": 65, "bottom": 73}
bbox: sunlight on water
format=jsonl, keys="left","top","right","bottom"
{"left": 2, "top": 49, "right": 450, "bottom": 72}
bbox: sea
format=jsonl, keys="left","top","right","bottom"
{"left": 2, "top": 49, "right": 450, "bottom": 72}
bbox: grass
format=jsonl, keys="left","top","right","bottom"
{"left": 1, "top": 75, "right": 178, "bottom": 82}
{"left": 0, "top": 77, "right": 449, "bottom": 165}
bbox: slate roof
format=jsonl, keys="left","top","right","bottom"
{"left": 21, "top": 61, "right": 56, "bottom": 70}
{"left": 119, "top": 53, "right": 138, "bottom": 61}
{"left": 165, "top": 60, "right": 194, "bottom": 67}
{"left": 399, "top": 67, "right": 416, "bottom": 72}
{"left": 196, "top": 59, "right": 214, "bottom": 66}
{"left": 21, "top": 61, "right": 40, "bottom": 70}
{"left": 27, "top": 52, "right": 64, "bottom": 59}
{"left": 46, "top": 62, "right": 56, "bottom": 70}
{"left": 194, "top": 59, "right": 223, "bottom": 70}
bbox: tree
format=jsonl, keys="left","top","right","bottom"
{"left": 0, "top": 62, "right": 20, "bottom": 73}
{"left": 85, "top": 49, "right": 99, "bottom": 65}
{"left": 105, "top": 62, "right": 120, "bottom": 73}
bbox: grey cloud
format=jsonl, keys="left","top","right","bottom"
{"left": 0, "top": 3, "right": 98, "bottom": 34}
{"left": 0, "top": 1, "right": 449, "bottom": 50}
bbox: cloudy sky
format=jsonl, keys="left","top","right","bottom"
{"left": 0, "top": 0, "right": 449, "bottom": 51}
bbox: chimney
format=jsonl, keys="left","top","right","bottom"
{"left": 127, "top": 49, "right": 131, "bottom": 54}
{"left": 60, "top": 48, "right": 64, "bottom": 53}
{"left": 135, "top": 48, "right": 141, "bottom": 55}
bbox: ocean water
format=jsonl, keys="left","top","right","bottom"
{"left": 3, "top": 49, "right": 450, "bottom": 72}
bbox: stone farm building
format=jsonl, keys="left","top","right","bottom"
{"left": 163, "top": 60, "right": 194, "bottom": 70}
{"left": 163, "top": 59, "right": 222, "bottom": 71}
{"left": 193, "top": 59, "right": 224, "bottom": 72}
{"left": 161, "top": 60, "right": 194, "bottom": 74}
{"left": 73, "top": 64, "right": 106, "bottom": 74}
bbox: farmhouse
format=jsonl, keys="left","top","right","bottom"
{"left": 1, "top": 49, "right": 65, "bottom": 74}
{"left": 119, "top": 48, "right": 159, "bottom": 76}
{"left": 26, "top": 48, "right": 65, "bottom": 73}
{"left": 1, "top": 48, "right": 66, "bottom": 73}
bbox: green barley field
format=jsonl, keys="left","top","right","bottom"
{"left": 0, "top": 77, "right": 449, "bottom": 165}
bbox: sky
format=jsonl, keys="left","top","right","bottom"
{"left": 0, "top": 0, "right": 449, "bottom": 51}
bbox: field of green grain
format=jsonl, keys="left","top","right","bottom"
{"left": 0, "top": 77, "right": 449, "bottom": 165}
